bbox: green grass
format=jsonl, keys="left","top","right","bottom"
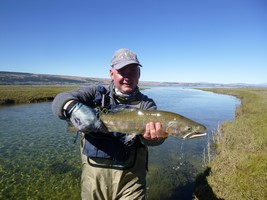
{"left": 0, "top": 85, "right": 147, "bottom": 105}
{"left": 194, "top": 88, "right": 267, "bottom": 200}
{"left": 0, "top": 85, "right": 80, "bottom": 105}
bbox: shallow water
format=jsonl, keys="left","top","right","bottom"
{"left": 142, "top": 88, "right": 239, "bottom": 199}
{"left": 0, "top": 87, "right": 239, "bottom": 199}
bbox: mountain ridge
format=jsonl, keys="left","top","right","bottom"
{"left": 0, "top": 71, "right": 265, "bottom": 87}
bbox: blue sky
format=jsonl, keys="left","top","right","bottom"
{"left": 0, "top": 0, "right": 266, "bottom": 84}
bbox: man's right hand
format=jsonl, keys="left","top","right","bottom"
{"left": 64, "top": 101, "right": 107, "bottom": 133}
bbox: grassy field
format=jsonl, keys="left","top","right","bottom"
{"left": 0, "top": 85, "right": 80, "bottom": 105}
{"left": 0, "top": 85, "right": 148, "bottom": 105}
{"left": 194, "top": 88, "right": 267, "bottom": 200}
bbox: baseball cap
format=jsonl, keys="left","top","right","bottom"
{"left": 110, "top": 48, "right": 142, "bottom": 70}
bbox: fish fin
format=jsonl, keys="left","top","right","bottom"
{"left": 67, "top": 121, "right": 77, "bottom": 133}
{"left": 124, "top": 134, "right": 136, "bottom": 143}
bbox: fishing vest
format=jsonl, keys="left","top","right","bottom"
{"left": 82, "top": 86, "right": 147, "bottom": 170}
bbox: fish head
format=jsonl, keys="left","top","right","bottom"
{"left": 166, "top": 120, "right": 207, "bottom": 139}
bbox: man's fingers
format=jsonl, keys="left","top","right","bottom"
{"left": 143, "top": 123, "right": 151, "bottom": 139}
{"left": 155, "top": 122, "right": 163, "bottom": 138}
{"left": 143, "top": 122, "right": 165, "bottom": 140}
{"left": 149, "top": 122, "right": 158, "bottom": 139}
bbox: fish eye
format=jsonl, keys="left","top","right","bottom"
{"left": 187, "top": 127, "right": 192, "bottom": 131}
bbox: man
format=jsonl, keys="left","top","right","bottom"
{"left": 52, "top": 48, "right": 165, "bottom": 199}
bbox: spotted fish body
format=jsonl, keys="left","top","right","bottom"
{"left": 99, "top": 109, "right": 207, "bottom": 139}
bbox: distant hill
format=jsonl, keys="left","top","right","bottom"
{"left": 0, "top": 71, "right": 265, "bottom": 87}
{"left": 0, "top": 71, "right": 216, "bottom": 87}
{"left": 0, "top": 71, "right": 110, "bottom": 86}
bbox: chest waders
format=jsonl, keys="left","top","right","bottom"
{"left": 82, "top": 86, "right": 148, "bottom": 170}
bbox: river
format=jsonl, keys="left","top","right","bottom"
{"left": 0, "top": 87, "right": 239, "bottom": 199}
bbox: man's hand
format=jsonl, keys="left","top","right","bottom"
{"left": 143, "top": 122, "right": 166, "bottom": 140}
{"left": 64, "top": 101, "right": 107, "bottom": 133}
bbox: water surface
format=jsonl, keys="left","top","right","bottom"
{"left": 142, "top": 87, "right": 239, "bottom": 199}
{"left": 0, "top": 87, "right": 239, "bottom": 199}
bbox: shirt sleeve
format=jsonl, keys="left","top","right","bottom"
{"left": 51, "top": 86, "right": 97, "bottom": 120}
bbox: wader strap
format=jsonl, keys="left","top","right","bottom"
{"left": 93, "top": 86, "right": 110, "bottom": 113}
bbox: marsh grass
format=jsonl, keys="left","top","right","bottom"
{"left": 195, "top": 88, "right": 267, "bottom": 200}
{"left": 0, "top": 86, "right": 79, "bottom": 105}
{"left": 202, "top": 122, "right": 222, "bottom": 169}
{"left": 0, "top": 85, "right": 147, "bottom": 105}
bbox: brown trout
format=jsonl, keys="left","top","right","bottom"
{"left": 98, "top": 109, "right": 207, "bottom": 139}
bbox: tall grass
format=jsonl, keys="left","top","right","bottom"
{"left": 202, "top": 123, "right": 221, "bottom": 168}
{"left": 195, "top": 88, "right": 267, "bottom": 200}
{"left": 0, "top": 86, "right": 79, "bottom": 105}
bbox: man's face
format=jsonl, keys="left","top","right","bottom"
{"left": 110, "top": 64, "right": 140, "bottom": 94}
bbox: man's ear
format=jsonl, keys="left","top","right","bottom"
{"left": 110, "top": 68, "right": 114, "bottom": 80}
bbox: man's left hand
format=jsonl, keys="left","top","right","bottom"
{"left": 143, "top": 122, "right": 165, "bottom": 140}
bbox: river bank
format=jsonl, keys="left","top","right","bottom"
{"left": 194, "top": 88, "right": 267, "bottom": 200}
{"left": 0, "top": 85, "right": 150, "bottom": 105}
{"left": 0, "top": 85, "right": 79, "bottom": 105}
